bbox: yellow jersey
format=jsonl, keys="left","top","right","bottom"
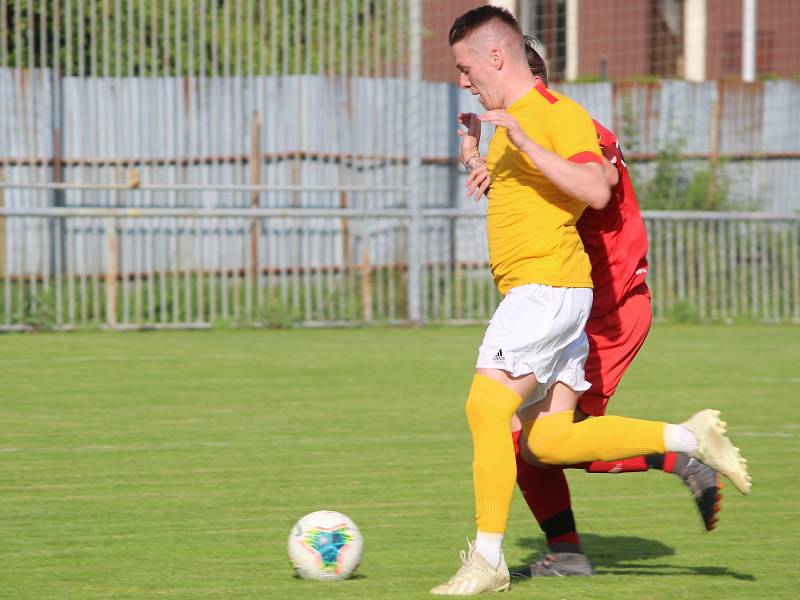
{"left": 486, "top": 83, "right": 602, "bottom": 295}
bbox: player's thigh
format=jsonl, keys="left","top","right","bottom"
{"left": 476, "top": 283, "right": 591, "bottom": 386}
{"left": 579, "top": 287, "right": 652, "bottom": 416}
{"left": 476, "top": 367, "right": 539, "bottom": 402}
{"left": 520, "top": 381, "right": 581, "bottom": 421}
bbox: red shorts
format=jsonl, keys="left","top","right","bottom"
{"left": 578, "top": 284, "right": 652, "bottom": 417}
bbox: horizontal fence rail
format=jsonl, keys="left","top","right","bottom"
{"left": 0, "top": 182, "right": 410, "bottom": 193}
{"left": 0, "top": 207, "right": 798, "bottom": 331}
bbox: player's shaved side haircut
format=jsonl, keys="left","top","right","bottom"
{"left": 448, "top": 5, "right": 523, "bottom": 47}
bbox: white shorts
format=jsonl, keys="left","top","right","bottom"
{"left": 475, "top": 283, "right": 593, "bottom": 411}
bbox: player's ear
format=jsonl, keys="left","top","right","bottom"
{"left": 489, "top": 46, "right": 503, "bottom": 70}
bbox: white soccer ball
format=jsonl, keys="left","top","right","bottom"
{"left": 287, "top": 510, "right": 363, "bottom": 581}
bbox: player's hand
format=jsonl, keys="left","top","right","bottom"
{"left": 478, "top": 110, "right": 531, "bottom": 152}
{"left": 465, "top": 163, "right": 491, "bottom": 201}
{"left": 601, "top": 143, "right": 616, "bottom": 163}
{"left": 456, "top": 112, "right": 481, "bottom": 163}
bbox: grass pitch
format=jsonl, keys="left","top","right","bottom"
{"left": 1, "top": 325, "right": 798, "bottom": 599}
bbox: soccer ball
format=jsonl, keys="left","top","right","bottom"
{"left": 287, "top": 510, "right": 363, "bottom": 581}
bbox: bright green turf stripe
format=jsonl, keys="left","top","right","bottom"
{"left": 0, "top": 325, "right": 797, "bottom": 599}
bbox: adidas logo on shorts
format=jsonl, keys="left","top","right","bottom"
{"left": 493, "top": 349, "right": 504, "bottom": 362}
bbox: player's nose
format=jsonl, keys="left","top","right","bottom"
{"left": 458, "top": 72, "right": 471, "bottom": 89}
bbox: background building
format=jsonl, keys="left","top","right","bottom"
{"left": 423, "top": 0, "right": 800, "bottom": 83}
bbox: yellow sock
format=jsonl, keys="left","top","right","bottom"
{"left": 527, "top": 410, "right": 667, "bottom": 465}
{"left": 466, "top": 374, "right": 523, "bottom": 534}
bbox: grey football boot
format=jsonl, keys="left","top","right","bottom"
{"left": 529, "top": 552, "right": 593, "bottom": 577}
{"left": 674, "top": 454, "right": 723, "bottom": 530}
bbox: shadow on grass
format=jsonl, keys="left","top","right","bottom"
{"left": 291, "top": 573, "right": 367, "bottom": 581}
{"left": 511, "top": 533, "right": 755, "bottom": 581}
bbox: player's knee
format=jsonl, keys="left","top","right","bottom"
{"left": 518, "top": 434, "right": 549, "bottom": 468}
{"left": 526, "top": 435, "right": 561, "bottom": 465}
{"left": 465, "top": 386, "right": 495, "bottom": 429}
{"left": 526, "top": 413, "right": 574, "bottom": 465}
{"left": 465, "top": 383, "right": 513, "bottom": 430}
{"left": 465, "top": 375, "right": 523, "bottom": 435}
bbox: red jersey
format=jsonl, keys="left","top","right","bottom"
{"left": 577, "top": 121, "right": 649, "bottom": 316}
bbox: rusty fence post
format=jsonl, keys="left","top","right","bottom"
{"left": 105, "top": 217, "right": 118, "bottom": 327}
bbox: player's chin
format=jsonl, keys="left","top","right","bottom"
{"left": 476, "top": 93, "right": 499, "bottom": 110}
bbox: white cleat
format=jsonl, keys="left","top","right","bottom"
{"left": 682, "top": 409, "right": 752, "bottom": 495}
{"left": 431, "top": 540, "right": 510, "bottom": 595}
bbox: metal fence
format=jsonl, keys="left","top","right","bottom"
{"left": 0, "top": 0, "right": 430, "bottom": 320}
{"left": 1, "top": 206, "right": 798, "bottom": 330}
{"left": 1, "top": 1, "right": 799, "bottom": 330}
{"left": 3, "top": 73, "right": 800, "bottom": 214}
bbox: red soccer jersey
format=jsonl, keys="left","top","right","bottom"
{"left": 577, "top": 120, "right": 649, "bottom": 316}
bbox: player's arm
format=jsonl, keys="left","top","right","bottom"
{"left": 465, "top": 162, "right": 491, "bottom": 200}
{"left": 599, "top": 141, "right": 620, "bottom": 187}
{"left": 458, "top": 112, "right": 491, "bottom": 200}
{"left": 602, "top": 157, "right": 619, "bottom": 187}
{"left": 479, "top": 110, "right": 610, "bottom": 210}
{"left": 457, "top": 112, "right": 483, "bottom": 169}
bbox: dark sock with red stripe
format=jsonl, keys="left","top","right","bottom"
{"left": 648, "top": 452, "right": 689, "bottom": 474}
{"left": 581, "top": 452, "right": 683, "bottom": 474}
{"left": 513, "top": 431, "right": 582, "bottom": 554}
{"left": 512, "top": 436, "right": 686, "bottom": 552}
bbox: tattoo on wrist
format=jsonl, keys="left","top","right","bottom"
{"left": 463, "top": 152, "right": 485, "bottom": 174}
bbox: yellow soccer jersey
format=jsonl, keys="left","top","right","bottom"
{"left": 486, "top": 83, "right": 603, "bottom": 295}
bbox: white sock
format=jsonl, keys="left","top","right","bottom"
{"left": 475, "top": 531, "right": 503, "bottom": 569}
{"left": 663, "top": 424, "right": 698, "bottom": 454}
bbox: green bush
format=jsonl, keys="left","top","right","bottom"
{"left": 5, "top": 0, "right": 400, "bottom": 76}
{"left": 638, "top": 137, "right": 730, "bottom": 211}
{"left": 619, "top": 95, "right": 734, "bottom": 212}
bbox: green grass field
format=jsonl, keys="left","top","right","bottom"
{"left": 1, "top": 325, "right": 798, "bottom": 599}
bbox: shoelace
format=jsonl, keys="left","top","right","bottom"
{"left": 445, "top": 546, "right": 476, "bottom": 582}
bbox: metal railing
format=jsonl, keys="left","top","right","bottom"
{"left": 1, "top": 206, "right": 798, "bottom": 330}
{"left": 644, "top": 211, "right": 800, "bottom": 323}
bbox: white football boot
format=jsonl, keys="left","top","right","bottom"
{"left": 431, "top": 540, "right": 510, "bottom": 595}
{"left": 681, "top": 409, "right": 752, "bottom": 495}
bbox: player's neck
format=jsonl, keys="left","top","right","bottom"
{"left": 502, "top": 72, "right": 538, "bottom": 109}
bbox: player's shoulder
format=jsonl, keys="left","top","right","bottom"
{"left": 537, "top": 85, "right": 595, "bottom": 129}
{"left": 522, "top": 84, "right": 581, "bottom": 112}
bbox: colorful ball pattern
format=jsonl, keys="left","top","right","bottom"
{"left": 287, "top": 510, "right": 363, "bottom": 581}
